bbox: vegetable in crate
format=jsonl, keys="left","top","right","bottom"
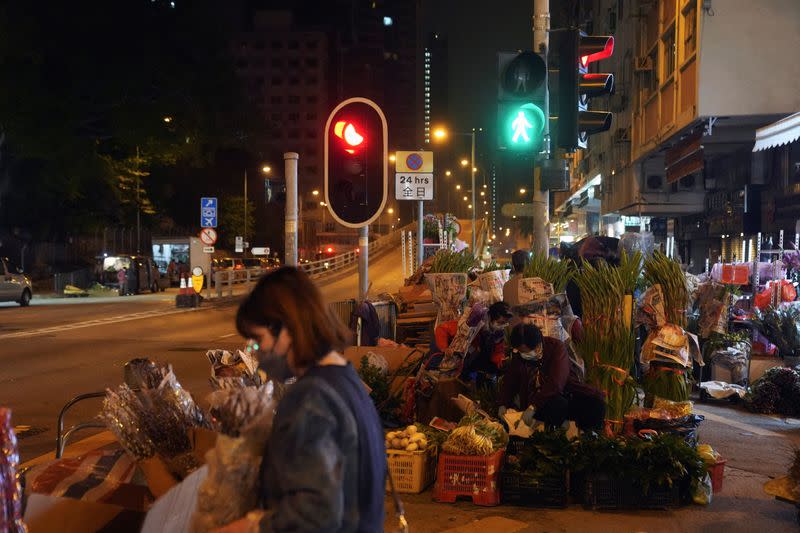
{"left": 385, "top": 425, "right": 429, "bottom": 452}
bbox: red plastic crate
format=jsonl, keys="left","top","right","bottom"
{"left": 709, "top": 459, "right": 726, "bottom": 493}
{"left": 433, "top": 450, "right": 504, "bottom": 506}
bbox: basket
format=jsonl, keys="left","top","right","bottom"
{"left": 505, "top": 437, "right": 532, "bottom": 459}
{"left": 708, "top": 459, "right": 726, "bottom": 494}
{"left": 433, "top": 450, "right": 504, "bottom": 506}
{"left": 582, "top": 474, "right": 625, "bottom": 510}
{"left": 500, "top": 470, "right": 568, "bottom": 508}
{"left": 386, "top": 446, "right": 438, "bottom": 494}
{"left": 631, "top": 482, "right": 682, "bottom": 509}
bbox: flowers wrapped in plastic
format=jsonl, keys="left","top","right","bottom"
{"left": 207, "top": 349, "right": 261, "bottom": 390}
{"left": 0, "top": 408, "right": 26, "bottom": 533}
{"left": 101, "top": 364, "right": 207, "bottom": 479}
{"left": 191, "top": 383, "right": 280, "bottom": 533}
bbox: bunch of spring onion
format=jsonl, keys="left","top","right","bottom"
{"left": 522, "top": 251, "right": 575, "bottom": 293}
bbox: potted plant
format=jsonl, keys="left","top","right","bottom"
{"left": 751, "top": 306, "right": 800, "bottom": 366}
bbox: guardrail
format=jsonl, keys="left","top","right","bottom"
{"left": 299, "top": 224, "right": 413, "bottom": 278}
{"left": 213, "top": 267, "right": 266, "bottom": 297}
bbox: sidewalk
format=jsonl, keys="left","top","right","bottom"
{"left": 384, "top": 401, "right": 800, "bottom": 533}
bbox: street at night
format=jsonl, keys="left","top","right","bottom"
{"left": 2, "top": 0, "right": 800, "bottom": 532}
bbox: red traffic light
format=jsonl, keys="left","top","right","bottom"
{"left": 579, "top": 35, "right": 614, "bottom": 68}
{"left": 333, "top": 120, "right": 365, "bottom": 153}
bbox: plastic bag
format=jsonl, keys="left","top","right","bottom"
{"left": 633, "top": 414, "right": 704, "bottom": 446}
{"left": 692, "top": 472, "right": 713, "bottom": 505}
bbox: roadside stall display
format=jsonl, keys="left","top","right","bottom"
{"left": 425, "top": 249, "right": 475, "bottom": 327}
{"left": 1, "top": 409, "right": 26, "bottom": 533}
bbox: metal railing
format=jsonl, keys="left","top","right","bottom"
{"left": 213, "top": 267, "right": 267, "bottom": 298}
{"left": 300, "top": 224, "right": 413, "bottom": 278}
{"left": 329, "top": 298, "right": 399, "bottom": 342}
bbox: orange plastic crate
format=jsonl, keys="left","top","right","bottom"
{"left": 709, "top": 459, "right": 726, "bottom": 493}
{"left": 386, "top": 446, "right": 438, "bottom": 494}
{"left": 720, "top": 264, "right": 749, "bottom": 285}
{"left": 433, "top": 450, "right": 504, "bottom": 506}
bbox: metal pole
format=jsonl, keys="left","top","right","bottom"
{"left": 471, "top": 131, "right": 476, "bottom": 253}
{"left": 359, "top": 226, "right": 369, "bottom": 301}
{"left": 284, "top": 152, "right": 299, "bottom": 266}
{"left": 418, "top": 200, "right": 424, "bottom": 266}
{"left": 244, "top": 169, "right": 248, "bottom": 257}
{"left": 532, "top": 0, "right": 550, "bottom": 255}
{"left": 136, "top": 146, "right": 141, "bottom": 254}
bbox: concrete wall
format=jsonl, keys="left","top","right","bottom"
{"left": 698, "top": 0, "right": 800, "bottom": 117}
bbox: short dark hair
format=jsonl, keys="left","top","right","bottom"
{"left": 510, "top": 323, "right": 543, "bottom": 350}
{"left": 488, "top": 301, "right": 513, "bottom": 321}
{"left": 511, "top": 250, "right": 529, "bottom": 274}
{"left": 236, "top": 267, "right": 351, "bottom": 368}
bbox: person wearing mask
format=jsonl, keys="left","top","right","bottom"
{"left": 216, "top": 267, "right": 385, "bottom": 533}
{"left": 462, "top": 301, "right": 514, "bottom": 380}
{"left": 499, "top": 323, "right": 605, "bottom": 431}
{"left": 503, "top": 250, "right": 530, "bottom": 307}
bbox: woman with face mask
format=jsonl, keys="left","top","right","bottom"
{"left": 215, "top": 267, "right": 385, "bottom": 533}
{"left": 498, "top": 323, "right": 606, "bottom": 432}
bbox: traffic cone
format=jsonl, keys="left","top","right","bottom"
{"left": 179, "top": 277, "right": 187, "bottom": 295}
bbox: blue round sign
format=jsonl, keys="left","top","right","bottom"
{"left": 406, "top": 153, "right": 423, "bottom": 171}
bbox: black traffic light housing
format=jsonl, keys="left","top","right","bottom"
{"left": 324, "top": 98, "right": 388, "bottom": 228}
{"left": 557, "top": 29, "right": 615, "bottom": 151}
{"left": 497, "top": 51, "right": 548, "bottom": 154}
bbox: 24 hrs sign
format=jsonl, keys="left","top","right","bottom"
{"left": 395, "top": 173, "right": 433, "bottom": 200}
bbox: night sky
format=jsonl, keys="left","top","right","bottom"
{"left": 425, "top": 0, "right": 533, "bottom": 156}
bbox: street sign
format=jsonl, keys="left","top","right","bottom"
{"left": 501, "top": 203, "right": 537, "bottom": 217}
{"left": 199, "top": 227, "right": 217, "bottom": 246}
{"left": 395, "top": 173, "right": 433, "bottom": 201}
{"left": 200, "top": 197, "right": 218, "bottom": 228}
{"left": 394, "top": 150, "right": 434, "bottom": 201}
{"left": 203, "top": 246, "right": 215, "bottom": 253}
{"left": 251, "top": 247, "right": 271, "bottom": 256}
{"left": 395, "top": 151, "right": 433, "bottom": 173}
{"left": 235, "top": 236, "right": 244, "bottom": 253}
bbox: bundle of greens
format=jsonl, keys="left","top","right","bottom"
{"left": 643, "top": 251, "right": 689, "bottom": 328}
{"left": 642, "top": 363, "right": 690, "bottom": 404}
{"left": 574, "top": 251, "right": 642, "bottom": 429}
{"left": 751, "top": 306, "right": 800, "bottom": 359}
{"left": 482, "top": 260, "right": 509, "bottom": 273}
{"left": 523, "top": 251, "right": 575, "bottom": 293}
{"left": 505, "top": 430, "right": 570, "bottom": 482}
{"left": 358, "top": 356, "right": 401, "bottom": 420}
{"left": 570, "top": 433, "right": 705, "bottom": 494}
{"left": 745, "top": 366, "right": 800, "bottom": 415}
{"left": 441, "top": 413, "right": 509, "bottom": 455}
{"left": 428, "top": 249, "right": 476, "bottom": 274}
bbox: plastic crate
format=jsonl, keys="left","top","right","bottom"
{"left": 500, "top": 469, "right": 568, "bottom": 508}
{"left": 433, "top": 450, "right": 504, "bottom": 506}
{"left": 386, "top": 446, "right": 438, "bottom": 494}
{"left": 631, "top": 482, "right": 682, "bottom": 509}
{"left": 582, "top": 474, "right": 625, "bottom": 510}
{"left": 505, "top": 437, "right": 532, "bottom": 459}
{"left": 709, "top": 459, "right": 726, "bottom": 494}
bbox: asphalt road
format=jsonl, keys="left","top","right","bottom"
{"left": 1, "top": 245, "right": 405, "bottom": 461}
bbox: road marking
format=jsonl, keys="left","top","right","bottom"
{"left": 0, "top": 307, "right": 203, "bottom": 340}
{"left": 216, "top": 333, "right": 237, "bottom": 339}
{"left": 693, "top": 406, "right": 783, "bottom": 438}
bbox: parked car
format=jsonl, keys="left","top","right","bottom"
{"left": 0, "top": 257, "right": 33, "bottom": 306}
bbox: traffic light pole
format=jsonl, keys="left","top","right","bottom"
{"left": 470, "top": 131, "right": 476, "bottom": 254}
{"left": 359, "top": 225, "right": 369, "bottom": 300}
{"left": 532, "top": 0, "right": 550, "bottom": 255}
{"left": 284, "top": 152, "right": 298, "bottom": 267}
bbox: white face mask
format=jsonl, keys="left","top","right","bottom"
{"left": 517, "top": 346, "right": 543, "bottom": 361}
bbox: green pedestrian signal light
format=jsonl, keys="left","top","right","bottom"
{"left": 500, "top": 103, "right": 545, "bottom": 152}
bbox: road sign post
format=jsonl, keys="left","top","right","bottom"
{"left": 394, "top": 151, "right": 434, "bottom": 266}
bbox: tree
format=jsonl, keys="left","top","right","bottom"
{"left": 218, "top": 195, "right": 256, "bottom": 250}
{"left": 0, "top": 0, "right": 263, "bottom": 239}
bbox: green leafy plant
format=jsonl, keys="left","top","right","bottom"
{"left": 506, "top": 430, "right": 570, "bottom": 481}
{"left": 522, "top": 251, "right": 575, "bottom": 293}
{"left": 751, "top": 306, "right": 800, "bottom": 359}
{"left": 428, "top": 249, "right": 476, "bottom": 273}
{"left": 643, "top": 251, "right": 689, "bottom": 327}
{"left": 482, "top": 261, "right": 509, "bottom": 273}
{"left": 357, "top": 356, "right": 401, "bottom": 420}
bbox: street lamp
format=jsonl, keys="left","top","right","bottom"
{"left": 434, "top": 127, "right": 479, "bottom": 253}
{"left": 389, "top": 153, "right": 396, "bottom": 163}
{"left": 445, "top": 170, "right": 452, "bottom": 177}
{"left": 456, "top": 184, "right": 461, "bottom": 190}
{"left": 312, "top": 190, "right": 319, "bottom": 196}
{"left": 262, "top": 166, "right": 272, "bottom": 174}
{"left": 520, "top": 188, "right": 527, "bottom": 194}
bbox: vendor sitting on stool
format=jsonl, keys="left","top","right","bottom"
{"left": 499, "top": 323, "right": 606, "bottom": 431}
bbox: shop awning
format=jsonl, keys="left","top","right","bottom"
{"left": 753, "top": 112, "right": 800, "bottom": 152}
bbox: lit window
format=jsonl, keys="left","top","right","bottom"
{"left": 383, "top": 16, "right": 393, "bottom": 26}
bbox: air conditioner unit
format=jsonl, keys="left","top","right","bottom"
{"left": 643, "top": 174, "right": 664, "bottom": 192}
